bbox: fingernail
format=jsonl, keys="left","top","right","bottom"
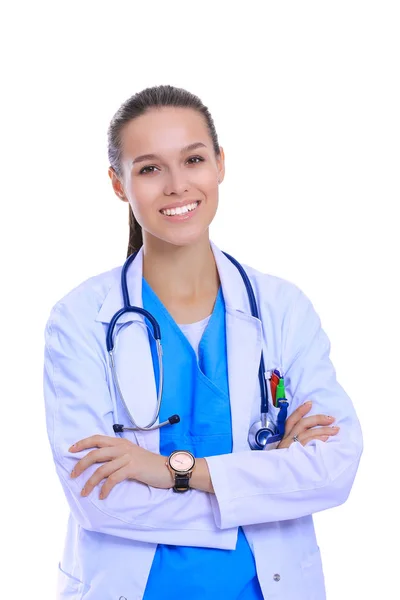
{"left": 331, "top": 426, "right": 340, "bottom": 431}
{"left": 326, "top": 416, "right": 335, "bottom": 421}
{"left": 304, "top": 401, "right": 312, "bottom": 406}
{"left": 70, "top": 470, "right": 75, "bottom": 478}
{"left": 81, "top": 488, "right": 87, "bottom": 496}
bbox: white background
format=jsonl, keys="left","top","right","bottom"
{"left": 1, "top": 1, "right": 399, "bottom": 598}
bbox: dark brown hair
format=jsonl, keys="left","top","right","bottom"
{"left": 107, "top": 85, "right": 221, "bottom": 257}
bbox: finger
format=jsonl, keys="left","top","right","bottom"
{"left": 277, "top": 425, "right": 339, "bottom": 449}
{"left": 71, "top": 446, "right": 121, "bottom": 479}
{"left": 81, "top": 455, "right": 129, "bottom": 497}
{"left": 99, "top": 465, "right": 133, "bottom": 500}
{"left": 297, "top": 426, "right": 340, "bottom": 446}
{"left": 288, "top": 414, "right": 336, "bottom": 437}
{"left": 303, "top": 434, "right": 333, "bottom": 445}
{"left": 284, "top": 401, "right": 313, "bottom": 435}
{"left": 69, "top": 435, "right": 119, "bottom": 452}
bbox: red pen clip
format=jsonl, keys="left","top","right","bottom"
{"left": 270, "top": 372, "right": 280, "bottom": 406}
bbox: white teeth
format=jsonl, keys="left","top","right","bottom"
{"left": 161, "top": 201, "right": 199, "bottom": 216}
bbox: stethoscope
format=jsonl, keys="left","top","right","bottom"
{"left": 108, "top": 250, "right": 288, "bottom": 450}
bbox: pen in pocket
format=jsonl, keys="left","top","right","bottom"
{"left": 270, "top": 371, "right": 280, "bottom": 406}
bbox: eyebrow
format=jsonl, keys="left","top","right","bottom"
{"left": 131, "top": 142, "right": 207, "bottom": 166}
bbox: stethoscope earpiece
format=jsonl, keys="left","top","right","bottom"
{"left": 168, "top": 414, "right": 180, "bottom": 425}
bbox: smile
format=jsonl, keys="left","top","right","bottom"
{"left": 160, "top": 201, "right": 200, "bottom": 217}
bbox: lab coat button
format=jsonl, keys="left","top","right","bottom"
{"left": 273, "top": 573, "right": 281, "bottom": 582}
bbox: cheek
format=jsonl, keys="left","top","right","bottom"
{"left": 129, "top": 181, "right": 158, "bottom": 219}
{"left": 193, "top": 174, "right": 219, "bottom": 210}
{"left": 203, "top": 177, "right": 219, "bottom": 209}
{"left": 130, "top": 177, "right": 155, "bottom": 200}
{"left": 199, "top": 167, "right": 219, "bottom": 191}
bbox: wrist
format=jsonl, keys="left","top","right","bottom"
{"left": 163, "top": 456, "right": 175, "bottom": 488}
{"left": 163, "top": 452, "right": 214, "bottom": 494}
{"left": 190, "top": 458, "right": 214, "bottom": 494}
{"left": 166, "top": 450, "right": 196, "bottom": 493}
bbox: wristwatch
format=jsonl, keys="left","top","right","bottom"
{"left": 166, "top": 450, "right": 196, "bottom": 493}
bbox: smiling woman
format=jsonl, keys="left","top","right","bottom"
{"left": 107, "top": 87, "right": 225, "bottom": 257}
{"left": 43, "top": 84, "right": 363, "bottom": 600}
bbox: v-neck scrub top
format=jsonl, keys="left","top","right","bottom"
{"left": 141, "top": 278, "right": 264, "bottom": 600}
{"left": 177, "top": 314, "right": 212, "bottom": 360}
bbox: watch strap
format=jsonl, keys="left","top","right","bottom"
{"left": 172, "top": 473, "right": 192, "bottom": 493}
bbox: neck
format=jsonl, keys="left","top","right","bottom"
{"left": 142, "top": 233, "right": 220, "bottom": 301}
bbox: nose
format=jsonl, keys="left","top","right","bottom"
{"left": 163, "top": 167, "right": 189, "bottom": 196}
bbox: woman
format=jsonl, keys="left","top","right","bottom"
{"left": 43, "top": 84, "right": 363, "bottom": 600}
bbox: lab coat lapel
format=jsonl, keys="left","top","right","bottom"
{"left": 96, "top": 248, "right": 160, "bottom": 452}
{"left": 211, "top": 243, "right": 263, "bottom": 452}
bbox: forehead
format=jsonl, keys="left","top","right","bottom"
{"left": 120, "top": 107, "right": 211, "bottom": 159}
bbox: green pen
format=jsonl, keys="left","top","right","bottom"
{"left": 275, "top": 377, "right": 286, "bottom": 406}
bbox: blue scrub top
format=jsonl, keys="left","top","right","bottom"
{"left": 142, "top": 279, "right": 264, "bottom": 600}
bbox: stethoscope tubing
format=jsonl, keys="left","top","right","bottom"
{"left": 221, "top": 252, "right": 269, "bottom": 418}
{"left": 107, "top": 249, "right": 284, "bottom": 445}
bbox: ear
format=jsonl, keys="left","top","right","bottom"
{"left": 108, "top": 167, "right": 128, "bottom": 203}
{"left": 217, "top": 146, "right": 226, "bottom": 184}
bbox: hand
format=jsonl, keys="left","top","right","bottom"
{"left": 69, "top": 435, "right": 173, "bottom": 499}
{"left": 277, "top": 401, "right": 340, "bottom": 449}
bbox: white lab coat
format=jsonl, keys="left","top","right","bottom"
{"left": 43, "top": 241, "right": 363, "bottom": 600}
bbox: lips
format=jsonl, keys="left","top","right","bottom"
{"left": 159, "top": 200, "right": 201, "bottom": 212}
{"left": 159, "top": 200, "right": 201, "bottom": 221}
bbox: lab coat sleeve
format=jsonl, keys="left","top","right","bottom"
{"left": 205, "top": 286, "right": 363, "bottom": 529}
{"left": 43, "top": 300, "right": 238, "bottom": 549}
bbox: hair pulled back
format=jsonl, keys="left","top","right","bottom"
{"left": 107, "top": 85, "right": 221, "bottom": 257}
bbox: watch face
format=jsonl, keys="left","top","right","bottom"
{"left": 170, "top": 451, "right": 194, "bottom": 473}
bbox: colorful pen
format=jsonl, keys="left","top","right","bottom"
{"left": 275, "top": 377, "right": 286, "bottom": 406}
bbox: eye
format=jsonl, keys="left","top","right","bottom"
{"left": 139, "top": 165, "right": 159, "bottom": 175}
{"left": 139, "top": 156, "right": 204, "bottom": 175}
{"left": 187, "top": 155, "right": 205, "bottom": 165}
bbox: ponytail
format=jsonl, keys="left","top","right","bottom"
{"left": 127, "top": 204, "right": 143, "bottom": 258}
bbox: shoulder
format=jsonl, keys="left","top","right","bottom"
{"left": 45, "top": 264, "right": 122, "bottom": 333}
{"left": 241, "top": 262, "right": 304, "bottom": 313}
{"left": 240, "top": 263, "right": 324, "bottom": 354}
{"left": 240, "top": 261, "right": 321, "bottom": 334}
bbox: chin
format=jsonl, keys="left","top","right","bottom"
{"left": 166, "top": 229, "right": 209, "bottom": 247}
{"left": 147, "top": 226, "right": 210, "bottom": 249}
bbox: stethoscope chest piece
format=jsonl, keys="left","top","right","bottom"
{"left": 248, "top": 419, "right": 278, "bottom": 450}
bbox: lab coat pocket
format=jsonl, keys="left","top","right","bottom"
{"left": 300, "top": 547, "right": 326, "bottom": 599}
{"left": 249, "top": 367, "right": 286, "bottom": 451}
{"left": 57, "top": 562, "right": 91, "bottom": 599}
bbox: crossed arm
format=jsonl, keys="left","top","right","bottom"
{"left": 44, "top": 291, "right": 362, "bottom": 547}
{"left": 69, "top": 435, "right": 215, "bottom": 496}
{"left": 68, "top": 401, "right": 339, "bottom": 500}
